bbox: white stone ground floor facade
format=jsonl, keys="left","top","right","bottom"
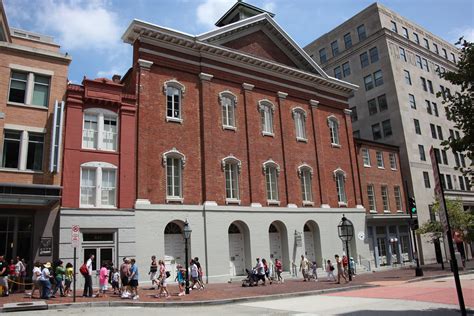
{"left": 59, "top": 204, "right": 372, "bottom": 286}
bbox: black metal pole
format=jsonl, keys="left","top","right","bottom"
{"left": 346, "top": 240, "right": 352, "bottom": 281}
{"left": 185, "top": 237, "right": 190, "bottom": 294}
{"left": 73, "top": 247, "right": 76, "bottom": 303}
{"left": 404, "top": 180, "right": 423, "bottom": 276}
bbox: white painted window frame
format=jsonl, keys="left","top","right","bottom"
{"left": 219, "top": 91, "right": 237, "bottom": 130}
{"left": 79, "top": 161, "right": 117, "bottom": 208}
{"left": 162, "top": 148, "right": 185, "bottom": 203}
{"left": 82, "top": 108, "right": 118, "bottom": 152}
{"left": 222, "top": 155, "right": 241, "bottom": 204}
{"left": 263, "top": 159, "right": 280, "bottom": 205}
{"left": 292, "top": 107, "right": 307, "bottom": 142}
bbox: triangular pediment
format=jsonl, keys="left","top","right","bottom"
{"left": 198, "top": 14, "right": 327, "bottom": 77}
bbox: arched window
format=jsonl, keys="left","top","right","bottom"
{"left": 222, "top": 155, "right": 241, "bottom": 202}
{"left": 219, "top": 91, "right": 237, "bottom": 129}
{"left": 162, "top": 148, "right": 186, "bottom": 201}
{"left": 298, "top": 164, "right": 313, "bottom": 204}
{"left": 333, "top": 168, "right": 347, "bottom": 205}
{"left": 164, "top": 79, "right": 185, "bottom": 122}
{"left": 327, "top": 115, "right": 340, "bottom": 146}
{"left": 259, "top": 100, "right": 275, "bottom": 135}
{"left": 82, "top": 108, "right": 118, "bottom": 151}
{"left": 80, "top": 161, "right": 117, "bottom": 208}
{"left": 292, "top": 107, "right": 307, "bottom": 141}
{"left": 263, "top": 159, "right": 280, "bottom": 203}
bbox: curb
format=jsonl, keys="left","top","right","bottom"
{"left": 39, "top": 284, "right": 376, "bottom": 311}
{"left": 406, "top": 269, "right": 474, "bottom": 283}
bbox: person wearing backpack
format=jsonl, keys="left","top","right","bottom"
{"left": 82, "top": 254, "right": 94, "bottom": 297}
{"left": 0, "top": 255, "right": 9, "bottom": 296}
{"left": 326, "top": 259, "right": 336, "bottom": 282}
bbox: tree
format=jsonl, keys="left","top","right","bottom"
{"left": 438, "top": 38, "right": 474, "bottom": 181}
{"left": 418, "top": 198, "right": 474, "bottom": 244}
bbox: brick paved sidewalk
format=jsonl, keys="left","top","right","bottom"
{"left": 0, "top": 263, "right": 472, "bottom": 307}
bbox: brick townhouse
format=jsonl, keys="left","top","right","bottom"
{"left": 354, "top": 138, "right": 411, "bottom": 268}
{"left": 0, "top": 1, "right": 70, "bottom": 266}
{"left": 58, "top": 76, "right": 136, "bottom": 287}
{"left": 116, "top": 1, "right": 371, "bottom": 282}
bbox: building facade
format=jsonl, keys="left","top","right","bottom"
{"left": 59, "top": 76, "right": 137, "bottom": 287}
{"left": 304, "top": 3, "right": 473, "bottom": 264}
{"left": 118, "top": 2, "right": 371, "bottom": 283}
{"left": 355, "top": 138, "right": 411, "bottom": 267}
{"left": 0, "top": 1, "right": 70, "bottom": 266}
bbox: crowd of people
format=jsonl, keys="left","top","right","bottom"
{"left": 0, "top": 255, "right": 28, "bottom": 296}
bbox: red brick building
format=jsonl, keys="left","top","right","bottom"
{"left": 119, "top": 2, "right": 371, "bottom": 282}
{"left": 58, "top": 76, "right": 137, "bottom": 283}
{"left": 354, "top": 138, "right": 412, "bottom": 267}
{"left": 0, "top": 1, "right": 70, "bottom": 266}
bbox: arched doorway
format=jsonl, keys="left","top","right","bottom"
{"left": 164, "top": 221, "right": 189, "bottom": 280}
{"left": 228, "top": 221, "right": 251, "bottom": 276}
{"left": 304, "top": 220, "right": 323, "bottom": 267}
{"left": 268, "top": 221, "right": 289, "bottom": 270}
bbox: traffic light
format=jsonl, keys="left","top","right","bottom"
{"left": 411, "top": 218, "right": 419, "bottom": 230}
{"left": 409, "top": 197, "right": 417, "bottom": 214}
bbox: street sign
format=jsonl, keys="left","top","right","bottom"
{"left": 71, "top": 225, "right": 80, "bottom": 248}
{"left": 429, "top": 148, "right": 448, "bottom": 233}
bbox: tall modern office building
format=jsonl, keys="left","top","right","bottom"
{"left": 305, "top": 2, "right": 473, "bottom": 264}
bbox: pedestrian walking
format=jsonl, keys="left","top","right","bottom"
{"left": 274, "top": 258, "right": 283, "bottom": 283}
{"left": 0, "top": 256, "right": 10, "bottom": 296}
{"left": 120, "top": 258, "right": 131, "bottom": 297}
{"left": 64, "top": 263, "right": 73, "bottom": 297}
{"left": 96, "top": 262, "right": 109, "bottom": 297}
{"left": 335, "top": 255, "right": 347, "bottom": 284}
{"left": 128, "top": 259, "right": 139, "bottom": 300}
{"left": 299, "top": 255, "right": 310, "bottom": 281}
{"left": 253, "top": 258, "right": 266, "bottom": 285}
{"left": 326, "top": 260, "right": 336, "bottom": 281}
{"left": 82, "top": 254, "right": 94, "bottom": 297}
{"left": 52, "top": 260, "right": 65, "bottom": 297}
{"left": 176, "top": 264, "right": 185, "bottom": 296}
{"left": 190, "top": 259, "right": 201, "bottom": 290}
{"left": 193, "top": 257, "right": 205, "bottom": 289}
{"left": 349, "top": 257, "right": 356, "bottom": 276}
{"left": 342, "top": 255, "right": 349, "bottom": 278}
{"left": 29, "top": 261, "right": 42, "bottom": 298}
{"left": 39, "top": 262, "right": 53, "bottom": 299}
{"left": 156, "top": 260, "right": 170, "bottom": 298}
{"left": 111, "top": 268, "right": 120, "bottom": 294}
{"left": 149, "top": 255, "right": 158, "bottom": 290}
{"left": 311, "top": 261, "right": 318, "bottom": 281}
{"left": 262, "top": 258, "right": 272, "bottom": 284}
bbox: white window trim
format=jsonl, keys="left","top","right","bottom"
{"left": 263, "top": 159, "right": 280, "bottom": 205}
{"left": 162, "top": 148, "right": 185, "bottom": 202}
{"left": 258, "top": 99, "right": 275, "bottom": 136}
{"left": 381, "top": 185, "right": 390, "bottom": 213}
{"left": 219, "top": 90, "right": 238, "bottom": 130}
{"left": 389, "top": 153, "right": 397, "bottom": 170}
{"left": 376, "top": 151, "right": 385, "bottom": 169}
{"left": 362, "top": 148, "right": 371, "bottom": 167}
{"left": 79, "top": 161, "right": 117, "bottom": 209}
{"left": 164, "top": 79, "right": 185, "bottom": 123}
{"left": 333, "top": 168, "right": 347, "bottom": 206}
{"left": 82, "top": 108, "right": 119, "bottom": 152}
{"left": 327, "top": 115, "right": 341, "bottom": 147}
{"left": 298, "top": 164, "right": 314, "bottom": 204}
{"left": 292, "top": 107, "right": 308, "bottom": 142}
{"left": 222, "top": 155, "right": 242, "bottom": 204}
{"left": 367, "top": 184, "right": 377, "bottom": 213}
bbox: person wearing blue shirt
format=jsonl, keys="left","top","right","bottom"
{"left": 129, "top": 259, "right": 139, "bottom": 300}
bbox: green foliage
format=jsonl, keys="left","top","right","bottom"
{"left": 438, "top": 38, "right": 474, "bottom": 181}
{"left": 418, "top": 199, "right": 474, "bottom": 243}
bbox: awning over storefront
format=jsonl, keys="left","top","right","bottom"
{"left": 366, "top": 214, "right": 413, "bottom": 225}
{"left": 0, "top": 182, "right": 61, "bottom": 206}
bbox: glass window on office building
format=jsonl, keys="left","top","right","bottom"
{"left": 344, "top": 33, "right": 352, "bottom": 49}
{"left": 357, "top": 24, "right": 367, "bottom": 41}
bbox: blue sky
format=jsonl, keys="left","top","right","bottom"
{"left": 4, "top": 0, "right": 473, "bottom": 83}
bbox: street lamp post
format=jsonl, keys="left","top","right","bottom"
{"left": 338, "top": 214, "right": 354, "bottom": 281}
{"left": 183, "top": 220, "right": 192, "bottom": 294}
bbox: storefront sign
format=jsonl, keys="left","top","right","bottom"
{"left": 39, "top": 237, "right": 52, "bottom": 256}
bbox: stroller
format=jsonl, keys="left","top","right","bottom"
{"left": 241, "top": 268, "right": 265, "bottom": 287}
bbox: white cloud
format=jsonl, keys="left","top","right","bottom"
{"left": 196, "top": 0, "right": 235, "bottom": 29}
{"left": 35, "top": 0, "right": 122, "bottom": 51}
{"left": 262, "top": 1, "right": 276, "bottom": 13}
{"left": 448, "top": 27, "right": 474, "bottom": 44}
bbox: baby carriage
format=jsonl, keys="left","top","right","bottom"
{"left": 241, "top": 268, "right": 265, "bottom": 287}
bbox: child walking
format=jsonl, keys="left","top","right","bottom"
{"left": 96, "top": 263, "right": 109, "bottom": 297}
{"left": 111, "top": 268, "right": 120, "bottom": 294}
{"left": 326, "top": 260, "right": 336, "bottom": 281}
{"left": 311, "top": 261, "right": 318, "bottom": 281}
{"left": 176, "top": 264, "right": 185, "bottom": 296}
{"left": 64, "top": 263, "right": 73, "bottom": 297}
{"left": 274, "top": 259, "right": 283, "bottom": 284}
